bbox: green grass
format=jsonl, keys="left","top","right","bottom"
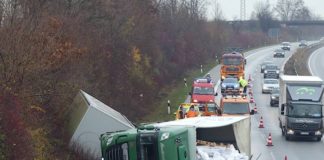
{"left": 140, "top": 59, "right": 218, "bottom": 123}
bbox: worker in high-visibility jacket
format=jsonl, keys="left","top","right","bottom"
{"left": 186, "top": 105, "right": 199, "bottom": 118}
{"left": 239, "top": 77, "right": 248, "bottom": 93}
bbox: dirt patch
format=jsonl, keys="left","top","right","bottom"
{"left": 284, "top": 42, "right": 324, "bottom": 76}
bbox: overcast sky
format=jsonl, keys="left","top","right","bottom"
{"left": 206, "top": 0, "right": 324, "bottom": 20}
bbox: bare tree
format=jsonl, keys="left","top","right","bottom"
{"left": 255, "top": 1, "right": 275, "bottom": 33}
{"left": 274, "top": 0, "right": 305, "bottom": 21}
{"left": 213, "top": 0, "right": 223, "bottom": 21}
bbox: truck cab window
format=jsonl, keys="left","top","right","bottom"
{"left": 137, "top": 133, "right": 158, "bottom": 160}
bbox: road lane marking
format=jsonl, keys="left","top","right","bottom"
{"left": 308, "top": 48, "right": 316, "bottom": 75}
{"left": 270, "top": 151, "right": 276, "bottom": 160}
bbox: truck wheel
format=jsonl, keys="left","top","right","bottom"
{"left": 285, "top": 134, "right": 290, "bottom": 141}
{"left": 316, "top": 137, "right": 322, "bottom": 141}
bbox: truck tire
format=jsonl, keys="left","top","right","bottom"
{"left": 285, "top": 134, "right": 290, "bottom": 141}
{"left": 316, "top": 137, "right": 322, "bottom": 141}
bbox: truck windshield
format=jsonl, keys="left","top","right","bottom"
{"left": 207, "top": 103, "right": 217, "bottom": 112}
{"left": 288, "top": 104, "right": 322, "bottom": 118}
{"left": 137, "top": 133, "right": 158, "bottom": 160}
{"left": 193, "top": 87, "right": 214, "bottom": 95}
{"left": 223, "top": 57, "right": 242, "bottom": 65}
{"left": 198, "top": 103, "right": 217, "bottom": 112}
{"left": 223, "top": 103, "right": 249, "bottom": 114}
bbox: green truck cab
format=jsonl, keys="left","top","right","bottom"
{"left": 100, "top": 116, "right": 251, "bottom": 160}
{"left": 100, "top": 125, "right": 191, "bottom": 160}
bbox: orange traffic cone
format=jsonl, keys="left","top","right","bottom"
{"left": 266, "top": 133, "right": 273, "bottom": 146}
{"left": 284, "top": 156, "right": 287, "bottom": 160}
{"left": 259, "top": 116, "right": 264, "bottom": 128}
{"left": 250, "top": 97, "right": 255, "bottom": 103}
{"left": 248, "top": 82, "right": 253, "bottom": 88}
{"left": 254, "top": 105, "right": 258, "bottom": 114}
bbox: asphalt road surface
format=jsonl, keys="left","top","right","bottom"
{"left": 186, "top": 42, "right": 324, "bottom": 160}
{"left": 308, "top": 45, "right": 324, "bottom": 80}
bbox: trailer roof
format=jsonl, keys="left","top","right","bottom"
{"left": 154, "top": 116, "right": 249, "bottom": 128}
{"left": 280, "top": 75, "right": 323, "bottom": 84}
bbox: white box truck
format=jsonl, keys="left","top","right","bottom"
{"left": 279, "top": 75, "right": 324, "bottom": 141}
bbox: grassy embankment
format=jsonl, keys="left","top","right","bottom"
{"left": 141, "top": 59, "right": 218, "bottom": 123}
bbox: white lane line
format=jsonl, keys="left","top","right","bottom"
{"left": 305, "top": 41, "right": 320, "bottom": 75}
{"left": 214, "top": 80, "right": 221, "bottom": 93}
{"left": 308, "top": 48, "right": 316, "bottom": 75}
{"left": 270, "top": 151, "right": 276, "bottom": 160}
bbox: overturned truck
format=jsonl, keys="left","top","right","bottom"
{"left": 100, "top": 116, "right": 251, "bottom": 160}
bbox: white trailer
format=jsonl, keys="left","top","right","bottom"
{"left": 154, "top": 116, "right": 251, "bottom": 159}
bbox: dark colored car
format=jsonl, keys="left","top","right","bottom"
{"left": 299, "top": 40, "right": 308, "bottom": 47}
{"left": 264, "top": 64, "right": 280, "bottom": 79}
{"left": 270, "top": 88, "right": 279, "bottom": 107}
{"left": 221, "top": 77, "right": 240, "bottom": 93}
{"left": 273, "top": 49, "right": 285, "bottom": 58}
{"left": 281, "top": 42, "right": 291, "bottom": 51}
{"left": 260, "top": 61, "right": 274, "bottom": 73}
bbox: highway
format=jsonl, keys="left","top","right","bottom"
{"left": 308, "top": 45, "right": 324, "bottom": 79}
{"left": 189, "top": 42, "right": 324, "bottom": 160}
{"left": 246, "top": 43, "right": 324, "bottom": 160}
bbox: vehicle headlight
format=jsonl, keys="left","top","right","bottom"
{"left": 193, "top": 99, "right": 198, "bottom": 102}
{"left": 263, "top": 86, "right": 268, "bottom": 89}
{"left": 106, "top": 136, "right": 113, "bottom": 146}
{"left": 234, "top": 84, "right": 239, "bottom": 88}
{"left": 271, "top": 96, "right": 276, "bottom": 99}
{"left": 161, "top": 132, "right": 170, "bottom": 141}
{"left": 221, "top": 84, "right": 226, "bottom": 88}
{"left": 287, "top": 129, "right": 294, "bottom": 135}
{"left": 209, "top": 99, "right": 214, "bottom": 102}
{"left": 276, "top": 70, "right": 280, "bottom": 74}
{"left": 264, "top": 71, "right": 268, "bottom": 74}
{"left": 315, "top": 130, "right": 322, "bottom": 135}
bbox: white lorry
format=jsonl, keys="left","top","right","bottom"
{"left": 279, "top": 75, "right": 324, "bottom": 141}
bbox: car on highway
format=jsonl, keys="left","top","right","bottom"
{"left": 299, "top": 40, "right": 308, "bottom": 47}
{"left": 221, "top": 77, "right": 240, "bottom": 93}
{"left": 262, "top": 78, "right": 279, "bottom": 94}
{"left": 190, "top": 81, "right": 216, "bottom": 103}
{"left": 320, "top": 37, "right": 324, "bottom": 41}
{"left": 194, "top": 77, "right": 212, "bottom": 84}
{"left": 273, "top": 49, "right": 285, "bottom": 58}
{"left": 281, "top": 42, "right": 291, "bottom": 51}
{"left": 270, "top": 88, "right": 279, "bottom": 107}
{"left": 263, "top": 64, "right": 280, "bottom": 79}
{"left": 260, "top": 61, "right": 274, "bottom": 73}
